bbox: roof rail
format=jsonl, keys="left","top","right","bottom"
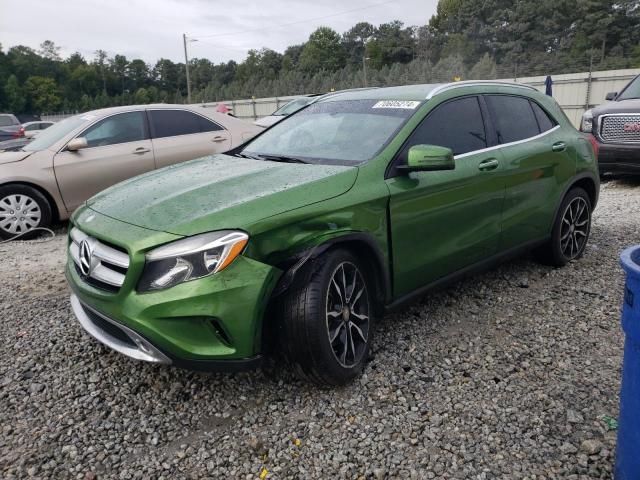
{"left": 426, "top": 80, "right": 537, "bottom": 99}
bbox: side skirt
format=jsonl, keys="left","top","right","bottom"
{"left": 384, "top": 237, "right": 548, "bottom": 313}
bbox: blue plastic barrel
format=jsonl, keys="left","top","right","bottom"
{"left": 616, "top": 245, "right": 640, "bottom": 479}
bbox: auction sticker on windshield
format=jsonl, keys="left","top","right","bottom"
{"left": 372, "top": 100, "right": 421, "bottom": 109}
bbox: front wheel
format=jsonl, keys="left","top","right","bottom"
{"left": 535, "top": 187, "right": 592, "bottom": 267}
{"left": 0, "top": 185, "right": 53, "bottom": 240}
{"left": 278, "top": 249, "right": 374, "bottom": 386}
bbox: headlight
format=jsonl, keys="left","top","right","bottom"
{"left": 138, "top": 231, "right": 248, "bottom": 291}
{"left": 580, "top": 110, "right": 593, "bottom": 133}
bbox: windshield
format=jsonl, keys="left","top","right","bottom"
{"left": 272, "top": 97, "right": 315, "bottom": 116}
{"left": 244, "top": 99, "right": 419, "bottom": 165}
{"left": 617, "top": 76, "right": 640, "bottom": 101}
{"left": 23, "top": 115, "right": 90, "bottom": 151}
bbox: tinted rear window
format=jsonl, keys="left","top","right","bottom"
{"left": 149, "top": 110, "right": 221, "bottom": 138}
{"left": 486, "top": 95, "right": 540, "bottom": 143}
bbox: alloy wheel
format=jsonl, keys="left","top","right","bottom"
{"left": 326, "top": 261, "right": 370, "bottom": 368}
{"left": 0, "top": 194, "right": 42, "bottom": 236}
{"left": 560, "top": 196, "right": 589, "bottom": 260}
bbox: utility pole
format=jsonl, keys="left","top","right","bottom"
{"left": 362, "top": 37, "right": 370, "bottom": 88}
{"left": 183, "top": 33, "right": 192, "bottom": 104}
{"left": 363, "top": 55, "right": 368, "bottom": 88}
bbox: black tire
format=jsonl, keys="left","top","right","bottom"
{"left": 0, "top": 184, "right": 53, "bottom": 240}
{"left": 278, "top": 249, "right": 374, "bottom": 386}
{"left": 534, "top": 187, "right": 592, "bottom": 267}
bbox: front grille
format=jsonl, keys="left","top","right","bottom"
{"left": 600, "top": 114, "right": 640, "bottom": 143}
{"left": 69, "top": 228, "right": 130, "bottom": 292}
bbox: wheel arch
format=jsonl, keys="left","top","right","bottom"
{"left": 0, "top": 181, "right": 62, "bottom": 222}
{"left": 272, "top": 232, "right": 392, "bottom": 311}
{"left": 553, "top": 172, "right": 599, "bottom": 224}
{"left": 571, "top": 175, "right": 599, "bottom": 211}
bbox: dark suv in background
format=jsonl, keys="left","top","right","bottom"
{"left": 581, "top": 74, "right": 640, "bottom": 175}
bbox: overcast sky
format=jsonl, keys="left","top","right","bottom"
{"left": 0, "top": 0, "right": 438, "bottom": 65}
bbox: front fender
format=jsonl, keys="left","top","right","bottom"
{"left": 270, "top": 231, "right": 392, "bottom": 306}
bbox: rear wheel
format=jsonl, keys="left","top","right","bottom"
{"left": 278, "top": 249, "right": 374, "bottom": 385}
{"left": 0, "top": 185, "right": 52, "bottom": 240}
{"left": 535, "top": 187, "right": 591, "bottom": 267}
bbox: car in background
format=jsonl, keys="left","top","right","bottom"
{"left": 581, "top": 73, "right": 640, "bottom": 175}
{"left": 20, "top": 120, "right": 55, "bottom": 138}
{"left": 0, "top": 104, "right": 262, "bottom": 238}
{"left": 0, "top": 114, "right": 22, "bottom": 141}
{"left": 254, "top": 94, "right": 322, "bottom": 128}
{"left": 254, "top": 89, "right": 380, "bottom": 128}
{"left": 0, "top": 137, "right": 32, "bottom": 152}
{"left": 66, "top": 82, "right": 598, "bottom": 385}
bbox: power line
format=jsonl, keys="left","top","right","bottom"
{"left": 189, "top": 0, "right": 398, "bottom": 40}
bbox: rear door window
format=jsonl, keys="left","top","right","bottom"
{"left": 149, "top": 110, "right": 222, "bottom": 139}
{"left": 399, "top": 96, "right": 487, "bottom": 157}
{"left": 486, "top": 95, "right": 540, "bottom": 143}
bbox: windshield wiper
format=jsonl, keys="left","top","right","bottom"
{"left": 259, "top": 154, "right": 309, "bottom": 164}
{"left": 237, "top": 151, "right": 309, "bottom": 164}
{"left": 235, "top": 152, "right": 262, "bottom": 160}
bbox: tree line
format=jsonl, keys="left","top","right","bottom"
{"left": 1, "top": 0, "right": 639, "bottom": 115}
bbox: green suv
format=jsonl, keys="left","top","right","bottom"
{"left": 66, "top": 82, "right": 599, "bottom": 385}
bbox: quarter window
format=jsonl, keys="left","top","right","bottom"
{"left": 400, "top": 96, "right": 487, "bottom": 157}
{"left": 530, "top": 101, "right": 556, "bottom": 133}
{"left": 486, "top": 95, "right": 540, "bottom": 143}
{"left": 82, "top": 111, "right": 148, "bottom": 148}
{"left": 149, "top": 110, "right": 222, "bottom": 139}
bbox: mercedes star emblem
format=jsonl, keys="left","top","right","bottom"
{"left": 79, "top": 239, "right": 93, "bottom": 276}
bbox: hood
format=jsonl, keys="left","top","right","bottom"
{"left": 0, "top": 151, "right": 32, "bottom": 165}
{"left": 593, "top": 98, "right": 640, "bottom": 116}
{"left": 87, "top": 154, "right": 358, "bottom": 236}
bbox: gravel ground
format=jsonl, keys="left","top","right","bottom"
{"left": 1, "top": 177, "right": 639, "bottom": 480}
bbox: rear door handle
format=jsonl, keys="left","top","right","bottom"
{"left": 552, "top": 142, "right": 566, "bottom": 152}
{"left": 211, "top": 136, "right": 227, "bottom": 143}
{"left": 132, "top": 147, "right": 151, "bottom": 155}
{"left": 478, "top": 158, "right": 499, "bottom": 171}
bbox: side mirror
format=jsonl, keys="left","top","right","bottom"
{"left": 605, "top": 92, "right": 618, "bottom": 101}
{"left": 66, "top": 137, "right": 88, "bottom": 152}
{"left": 398, "top": 144, "right": 455, "bottom": 173}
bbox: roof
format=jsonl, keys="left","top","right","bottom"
{"left": 76, "top": 103, "right": 257, "bottom": 130}
{"left": 319, "top": 81, "right": 539, "bottom": 103}
{"left": 322, "top": 84, "right": 443, "bottom": 102}
{"left": 83, "top": 103, "right": 203, "bottom": 116}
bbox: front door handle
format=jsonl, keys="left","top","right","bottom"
{"left": 211, "top": 136, "right": 227, "bottom": 143}
{"left": 132, "top": 147, "right": 151, "bottom": 155}
{"left": 552, "top": 142, "right": 566, "bottom": 152}
{"left": 478, "top": 158, "right": 499, "bottom": 171}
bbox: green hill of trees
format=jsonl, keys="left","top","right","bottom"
{"left": 1, "top": 0, "right": 638, "bottom": 114}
